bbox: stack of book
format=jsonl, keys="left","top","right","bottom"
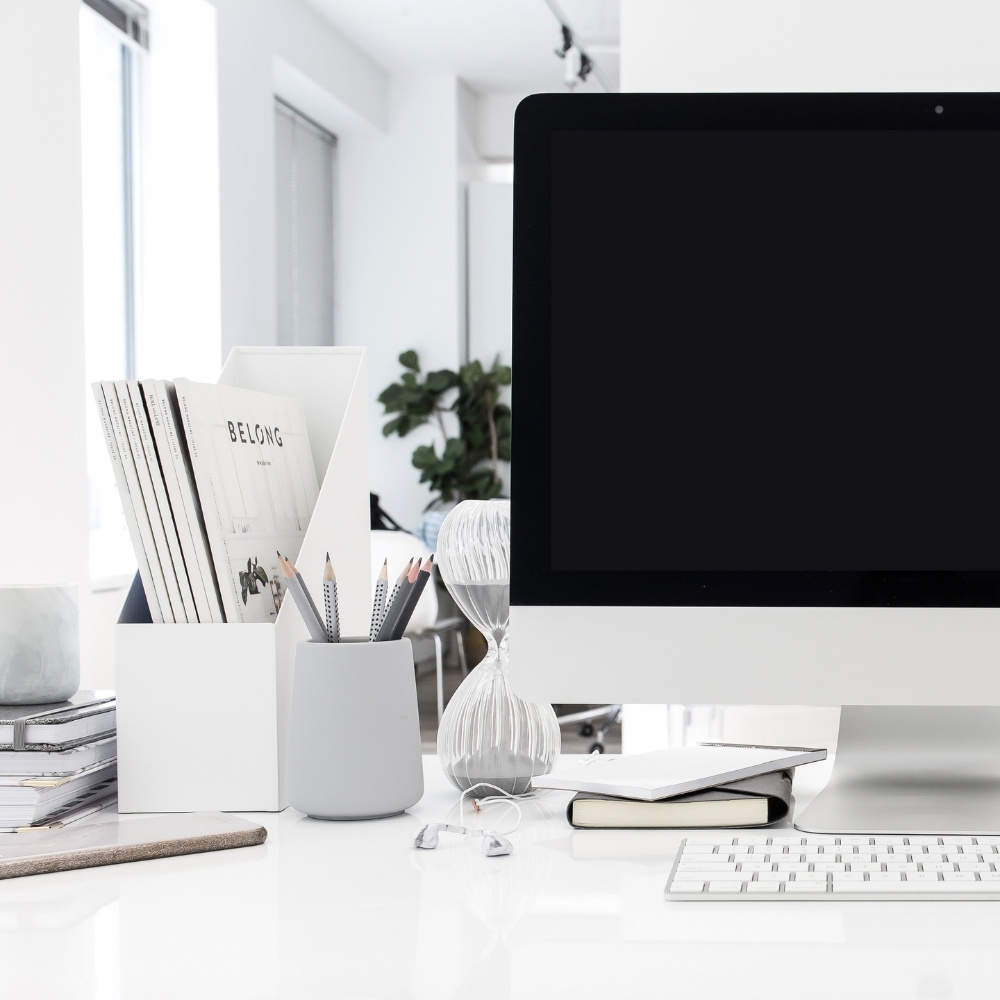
{"left": 0, "top": 692, "right": 118, "bottom": 831}
{"left": 92, "top": 379, "right": 320, "bottom": 625}
{"left": 533, "top": 743, "right": 828, "bottom": 829}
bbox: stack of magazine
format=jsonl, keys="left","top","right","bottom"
{"left": 92, "top": 379, "right": 320, "bottom": 624}
{"left": 0, "top": 692, "right": 118, "bottom": 831}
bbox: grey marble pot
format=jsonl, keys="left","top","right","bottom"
{"left": 0, "top": 585, "right": 80, "bottom": 705}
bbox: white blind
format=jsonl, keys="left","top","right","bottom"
{"left": 275, "top": 99, "right": 336, "bottom": 347}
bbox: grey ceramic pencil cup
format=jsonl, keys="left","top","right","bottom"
{"left": 287, "top": 637, "right": 424, "bottom": 820}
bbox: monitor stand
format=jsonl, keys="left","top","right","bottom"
{"left": 794, "top": 706, "right": 1000, "bottom": 835}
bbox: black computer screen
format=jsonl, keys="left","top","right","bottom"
{"left": 511, "top": 95, "right": 1000, "bottom": 607}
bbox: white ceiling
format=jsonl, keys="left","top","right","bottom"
{"left": 300, "top": 0, "right": 619, "bottom": 95}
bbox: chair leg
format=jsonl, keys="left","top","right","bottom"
{"left": 434, "top": 633, "right": 444, "bottom": 725}
{"left": 454, "top": 627, "right": 468, "bottom": 676}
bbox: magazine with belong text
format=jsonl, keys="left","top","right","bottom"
{"left": 172, "top": 378, "right": 320, "bottom": 623}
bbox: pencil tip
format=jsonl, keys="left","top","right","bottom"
{"left": 326, "top": 551, "right": 331, "bottom": 562}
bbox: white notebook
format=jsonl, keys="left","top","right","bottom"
{"left": 533, "top": 743, "right": 827, "bottom": 801}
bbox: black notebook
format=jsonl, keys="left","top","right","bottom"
{"left": 566, "top": 770, "right": 793, "bottom": 830}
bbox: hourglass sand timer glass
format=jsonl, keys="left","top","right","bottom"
{"left": 435, "top": 500, "right": 560, "bottom": 794}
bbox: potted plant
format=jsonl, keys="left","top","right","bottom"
{"left": 378, "top": 351, "right": 512, "bottom": 543}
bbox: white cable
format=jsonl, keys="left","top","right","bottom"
{"left": 458, "top": 782, "right": 534, "bottom": 835}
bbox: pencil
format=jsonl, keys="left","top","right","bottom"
{"left": 378, "top": 558, "right": 411, "bottom": 638}
{"left": 324, "top": 553, "right": 340, "bottom": 642}
{"left": 278, "top": 552, "right": 328, "bottom": 643}
{"left": 369, "top": 559, "right": 388, "bottom": 642}
{"left": 376, "top": 557, "right": 420, "bottom": 641}
{"left": 388, "top": 555, "right": 433, "bottom": 641}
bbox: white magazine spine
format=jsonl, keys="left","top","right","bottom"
{"left": 114, "top": 381, "right": 185, "bottom": 622}
{"left": 150, "top": 380, "right": 225, "bottom": 623}
{"left": 173, "top": 379, "right": 243, "bottom": 624}
{"left": 93, "top": 382, "right": 168, "bottom": 623}
{"left": 127, "top": 381, "right": 198, "bottom": 623}
{"left": 141, "top": 380, "right": 212, "bottom": 623}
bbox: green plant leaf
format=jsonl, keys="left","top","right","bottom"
{"left": 255, "top": 565, "right": 268, "bottom": 585}
{"left": 399, "top": 350, "right": 420, "bottom": 372}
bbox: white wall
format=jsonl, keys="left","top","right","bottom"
{"left": 466, "top": 181, "right": 513, "bottom": 498}
{"left": 208, "top": 0, "right": 388, "bottom": 360}
{"left": 338, "top": 75, "right": 468, "bottom": 530}
{"left": 621, "top": 0, "right": 1000, "bottom": 91}
{"left": 0, "top": 3, "right": 89, "bottom": 593}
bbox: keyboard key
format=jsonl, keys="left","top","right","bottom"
{"left": 686, "top": 838, "right": 734, "bottom": 846}
{"left": 958, "top": 863, "right": 992, "bottom": 872}
{"left": 682, "top": 870, "right": 755, "bottom": 882}
{"left": 739, "top": 862, "right": 774, "bottom": 873}
{"left": 847, "top": 862, "right": 881, "bottom": 872}
{"left": 812, "top": 862, "right": 846, "bottom": 873}
{"left": 941, "top": 871, "right": 978, "bottom": 881}
{"left": 755, "top": 871, "right": 790, "bottom": 882}
{"left": 885, "top": 863, "right": 919, "bottom": 872}
{"left": 771, "top": 837, "right": 806, "bottom": 845}
{"left": 920, "top": 863, "right": 955, "bottom": 873}
{"left": 678, "top": 862, "right": 737, "bottom": 872}
{"left": 735, "top": 836, "right": 772, "bottom": 845}
{"left": 831, "top": 871, "right": 866, "bottom": 881}
{"left": 776, "top": 863, "right": 810, "bottom": 872}
{"left": 906, "top": 872, "right": 942, "bottom": 882}
{"left": 867, "top": 871, "right": 902, "bottom": 882}
{"left": 730, "top": 844, "right": 752, "bottom": 853}
{"left": 746, "top": 881, "right": 781, "bottom": 893}
{"left": 792, "top": 871, "right": 829, "bottom": 883}
{"left": 839, "top": 836, "right": 874, "bottom": 846}
{"left": 669, "top": 881, "right": 705, "bottom": 893}
{"left": 785, "top": 881, "right": 829, "bottom": 893}
{"left": 707, "top": 881, "right": 744, "bottom": 893}
{"left": 873, "top": 837, "right": 906, "bottom": 845}
{"left": 979, "top": 871, "right": 1000, "bottom": 881}
{"left": 831, "top": 881, "right": 938, "bottom": 893}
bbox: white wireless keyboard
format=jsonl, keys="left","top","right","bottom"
{"left": 665, "top": 834, "right": 1000, "bottom": 900}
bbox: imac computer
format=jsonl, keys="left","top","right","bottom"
{"left": 508, "top": 92, "right": 1000, "bottom": 835}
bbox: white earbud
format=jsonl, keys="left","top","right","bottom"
{"left": 413, "top": 823, "right": 513, "bottom": 857}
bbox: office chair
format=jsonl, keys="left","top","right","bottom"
{"left": 556, "top": 705, "right": 621, "bottom": 754}
{"left": 371, "top": 530, "right": 468, "bottom": 723}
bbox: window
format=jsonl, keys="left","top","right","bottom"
{"left": 79, "top": 0, "right": 147, "bottom": 581}
{"left": 274, "top": 99, "right": 337, "bottom": 347}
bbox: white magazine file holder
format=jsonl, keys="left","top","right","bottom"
{"left": 115, "top": 347, "right": 370, "bottom": 811}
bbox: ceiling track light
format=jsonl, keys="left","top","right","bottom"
{"left": 543, "top": 0, "right": 615, "bottom": 93}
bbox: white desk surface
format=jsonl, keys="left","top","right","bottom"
{"left": 1, "top": 754, "right": 997, "bottom": 999}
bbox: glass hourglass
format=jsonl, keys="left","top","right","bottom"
{"left": 435, "top": 500, "right": 560, "bottom": 794}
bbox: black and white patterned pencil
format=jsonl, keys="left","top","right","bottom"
{"left": 369, "top": 559, "right": 387, "bottom": 642}
{"left": 324, "top": 552, "right": 340, "bottom": 642}
{"left": 389, "top": 555, "right": 433, "bottom": 640}
{"left": 376, "top": 558, "right": 419, "bottom": 641}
